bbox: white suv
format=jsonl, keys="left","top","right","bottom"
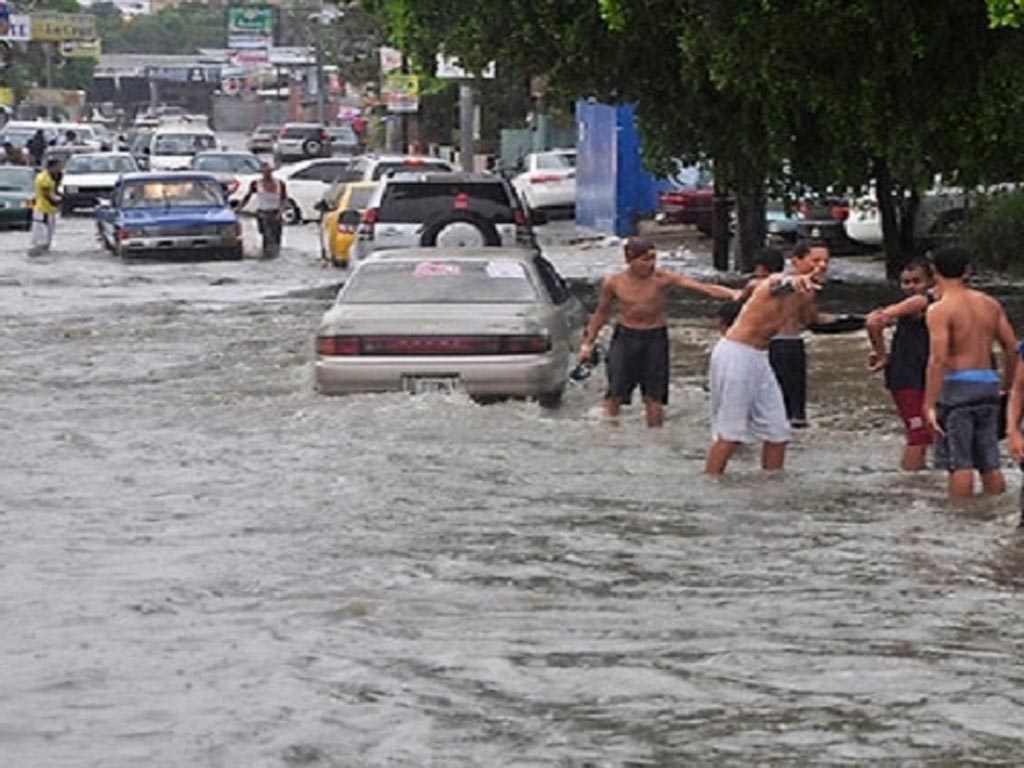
{"left": 346, "top": 153, "right": 455, "bottom": 181}
{"left": 354, "top": 172, "right": 538, "bottom": 261}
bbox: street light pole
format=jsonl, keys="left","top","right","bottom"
{"left": 458, "top": 79, "right": 474, "bottom": 171}
{"left": 314, "top": 0, "right": 326, "bottom": 124}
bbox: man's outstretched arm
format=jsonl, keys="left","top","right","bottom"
{"left": 664, "top": 271, "right": 741, "bottom": 302}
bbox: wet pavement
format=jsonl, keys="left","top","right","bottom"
{"left": 2, "top": 213, "right": 1024, "bottom": 767}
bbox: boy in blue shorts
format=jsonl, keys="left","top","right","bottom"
{"left": 924, "top": 247, "right": 1017, "bottom": 499}
{"left": 1005, "top": 340, "right": 1024, "bottom": 524}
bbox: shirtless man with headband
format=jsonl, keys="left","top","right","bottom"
{"left": 579, "top": 237, "right": 740, "bottom": 427}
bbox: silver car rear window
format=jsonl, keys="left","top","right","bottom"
{"left": 342, "top": 260, "right": 537, "bottom": 304}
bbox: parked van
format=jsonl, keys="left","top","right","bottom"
{"left": 146, "top": 126, "right": 218, "bottom": 171}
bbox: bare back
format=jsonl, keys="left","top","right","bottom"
{"left": 927, "top": 287, "right": 1007, "bottom": 370}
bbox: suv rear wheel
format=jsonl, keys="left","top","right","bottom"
{"left": 420, "top": 211, "right": 501, "bottom": 248}
{"left": 302, "top": 138, "right": 323, "bottom": 157}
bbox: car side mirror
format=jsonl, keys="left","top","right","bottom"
{"left": 529, "top": 209, "right": 547, "bottom": 225}
{"left": 314, "top": 199, "right": 329, "bottom": 213}
{"left": 229, "top": 199, "right": 241, "bottom": 209}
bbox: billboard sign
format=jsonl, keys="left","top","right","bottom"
{"left": 60, "top": 38, "right": 101, "bottom": 60}
{"left": 379, "top": 46, "right": 403, "bottom": 75}
{"left": 435, "top": 53, "right": 496, "bottom": 80}
{"left": 385, "top": 73, "right": 419, "bottom": 113}
{"left": 31, "top": 12, "right": 96, "bottom": 42}
{"left": 227, "top": 5, "right": 275, "bottom": 50}
{"left": 0, "top": 13, "right": 29, "bottom": 42}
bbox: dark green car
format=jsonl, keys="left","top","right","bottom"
{"left": 0, "top": 166, "right": 35, "bottom": 231}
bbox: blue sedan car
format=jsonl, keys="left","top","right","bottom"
{"left": 96, "top": 172, "right": 243, "bottom": 260}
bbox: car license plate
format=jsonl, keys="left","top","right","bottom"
{"left": 403, "top": 375, "right": 460, "bottom": 395}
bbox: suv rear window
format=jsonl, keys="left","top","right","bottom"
{"left": 373, "top": 161, "right": 452, "bottom": 180}
{"left": 379, "top": 182, "right": 515, "bottom": 224}
{"left": 282, "top": 125, "right": 321, "bottom": 139}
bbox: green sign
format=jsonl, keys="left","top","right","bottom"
{"left": 227, "top": 6, "right": 275, "bottom": 49}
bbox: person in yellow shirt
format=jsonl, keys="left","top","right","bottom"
{"left": 29, "top": 158, "right": 62, "bottom": 256}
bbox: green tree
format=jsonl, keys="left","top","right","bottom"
{"left": 373, "top": 0, "right": 1024, "bottom": 277}
{"left": 988, "top": 0, "right": 1024, "bottom": 26}
{"left": 94, "top": 1, "right": 227, "bottom": 53}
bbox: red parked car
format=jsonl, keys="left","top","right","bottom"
{"left": 655, "top": 165, "right": 714, "bottom": 235}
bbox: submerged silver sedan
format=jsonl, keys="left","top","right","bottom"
{"left": 315, "top": 248, "right": 585, "bottom": 406}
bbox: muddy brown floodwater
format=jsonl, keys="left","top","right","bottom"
{"left": 1, "top": 217, "right": 1023, "bottom": 767}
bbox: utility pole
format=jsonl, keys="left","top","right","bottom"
{"left": 43, "top": 43, "right": 53, "bottom": 119}
{"left": 313, "top": 0, "right": 326, "bottom": 124}
{"left": 458, "top": 80, "right": 474, "bottom": 171}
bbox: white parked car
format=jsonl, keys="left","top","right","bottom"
{"left": 190, "top": 151, "right": 262, "bottom": 205}
{"left": 146, "top": 126, "right": 218, "bottom": 171}
{"left": 248, "top": 157, "right": 356, "bottom": 224}
{"left": 844, "top": 179, "right": 987, "bottom": 248}
{"left": 58, "top": 123, "right": 105, "bottom": 152}
{"left": 512, "top": 149, "right": 576, "bottom": 214}
{"left": 345, "top": 153, "right": 454, "bottom": 181}
{"left": 58, "top": 152, "right": 139, "bottom": 213}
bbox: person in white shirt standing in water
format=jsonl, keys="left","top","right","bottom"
{"left": 237, "top": 162, "right": 287, "bottom": 259}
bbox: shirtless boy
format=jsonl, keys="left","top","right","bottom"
{"left": 865, "top": 259, "right": 934, "bottom": 470}
{"left": 923, "top": 246, "right": 1017, "bottom": 499}
{"left": 705, "top": 244, "right": 828, "bottom": 474}
{"left": 1004, "top": 339, "right": 1024, "bottom": 525}
{"left": 578, "top": 237, "right": 740, "bottom": 427}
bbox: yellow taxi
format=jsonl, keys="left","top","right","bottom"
{"left": 320, "top": 181, "right": 377, "bottom": 267}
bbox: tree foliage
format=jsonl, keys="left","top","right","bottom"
{"left": 351, "top": 2, "right": 1024, "bottom": 274}
{"left": 93, "top": 2, "right": 227, "bottom": 54}
{"left": 988, "top": 0, "right": 1024, "bottom": 26}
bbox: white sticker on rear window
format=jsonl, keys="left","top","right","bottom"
{"left": 485, "top": 261, "right": 525, "bottom": 279}
{"left": 413, "top": 262, "right": 460, "bottom": 277}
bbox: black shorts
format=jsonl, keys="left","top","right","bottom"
{"left": 605, "top": 325, "right": 669, "bottom": 405}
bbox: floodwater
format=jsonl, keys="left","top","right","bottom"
{"left": 2, "top": 216, "right": 1023, "bottom": 767}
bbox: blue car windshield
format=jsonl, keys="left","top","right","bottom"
{"left": 121, "top": 179, "right": 225, "bottom": 208}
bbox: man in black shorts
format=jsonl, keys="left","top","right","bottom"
{"left": 578, "top": 237, "right": 740, "bottom": 427}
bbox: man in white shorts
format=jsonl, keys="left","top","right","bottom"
{"left": 705, "top": 244, "right": 830, "bottom": 474}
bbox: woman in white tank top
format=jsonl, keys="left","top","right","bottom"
{"left": 238, "top": 162, "right": 287, "bottom": 258}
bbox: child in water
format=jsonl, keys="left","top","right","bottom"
{"left": 865, "top": 259, "right": 935, "bottom": 470}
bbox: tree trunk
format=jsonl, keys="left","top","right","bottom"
{"left": 711, "top": 180, "right": 731, "bottom": 272}
{"left": 874, "top": 158, "right": 905, "bottom": 280}
{"left": 899, "top": 187, "right": 920, "bottom": 259}
{"left": 735, "top": 183, "right": 767, "bottom": 273}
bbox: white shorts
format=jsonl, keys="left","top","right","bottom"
{"left": 30, "top": 211, "right": 56, "bottom": 251}
{"left": 710, "top": 338, "right": 791, "bottom": 444}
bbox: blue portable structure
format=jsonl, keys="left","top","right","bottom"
{"left": 575, "top": 101, "right": 659, "bottom": 237}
